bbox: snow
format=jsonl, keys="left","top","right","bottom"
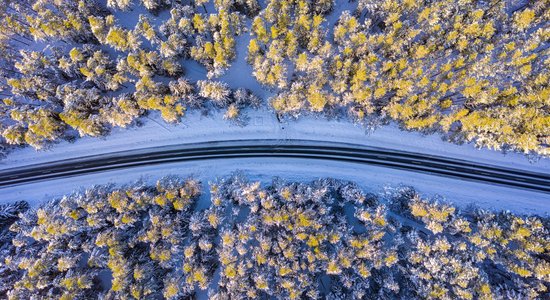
{"left": 1, "top": 145, "right": 549, "bottom": 216}
{"left": 1, "top": 107, "right": 549, "bottom": 216}
{"left": 2, "top": 108, "right": 549, "bottom": 172}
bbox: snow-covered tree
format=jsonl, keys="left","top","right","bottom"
{"left": 197, "top": 80, "right": 231, "bottom": 106}
{"left": 57, "top": 84, "right": 108, "bottom": 137}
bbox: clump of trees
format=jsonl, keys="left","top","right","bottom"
{"left": 390, "top": 186, "right": 550, "bottom": 299}
{"left": 209, "top": 176, "right": 394, "bottom": 299}
{"left": 249, "top": 0, "right": 549, "bottom": 156}
{"left": 0, "top": 0, "right": 261, "bottom": 154}
{"left": 1, "top": 175, "right": 548, "bottom": 298}
{"left": 0, "top": 200, "right": 29, "bottom": 298}
{"left": 160, "top": 1, "right": 254, "bottom": 78}
{"left": 198, "top": 80, "right": 261, "bottom": 123}
{"left": 2, "top": 177, "right": 204, "bottom": 299}
{"left": 188, "top": 7, "right": 244, "bottom": 78}
{"left": 107, "top": 0, "right": 171, "bottom": 13}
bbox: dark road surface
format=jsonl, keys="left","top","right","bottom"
{"left": 0, "top": 140, "right": 549, "bottom": 193}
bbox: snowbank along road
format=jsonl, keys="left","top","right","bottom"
{"left": 0, "top": 140, "right": 549, "bottom": 193}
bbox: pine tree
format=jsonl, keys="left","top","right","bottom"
{"left": 57, "top": 84, "right": 108, "bottom": 137}
{"left": 197, "top": 80, "right": 231, "bottom": 106}
{"left": 107, "top": 0, "right": 134, "bottom": 11}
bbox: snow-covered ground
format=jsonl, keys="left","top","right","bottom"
{"left": 3, "top": 108, "right": 549, "bottom": 172}
{"left": 1, "top": 155, "right": 548, "bottom": 216}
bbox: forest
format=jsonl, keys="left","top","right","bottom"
{"left": 1, "top": 1, "right": 548, "bottom": 299}
{"left": 0, "top": 175, "right": 548, "bottom": 299}
{"left": 0, "top": 0, "right": 548, "bottom": 157}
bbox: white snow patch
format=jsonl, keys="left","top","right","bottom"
{"left": 1, "top": 157, "right": 548, "bottom": 216}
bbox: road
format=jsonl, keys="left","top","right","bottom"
{"left": 0, "top": 140, "right": 549, "bottom": 193}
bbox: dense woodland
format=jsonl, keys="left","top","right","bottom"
{"left": 0, "top": 0, "right": 548, "bottom": 156}
{"left": 0, "top": 175, "right": 548, "bottom": 299}
{"left": 251, "top": 0, "right": 549, "bottom": 156}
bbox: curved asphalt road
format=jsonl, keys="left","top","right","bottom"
{"left": 0, "top": 139, "right": 549, "bottom": 193}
